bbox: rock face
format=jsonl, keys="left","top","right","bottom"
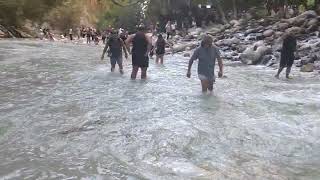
{"left": 0, "top": 24, "right": 32, "bottom": 38}
{"left": 301, "top": 63, "right": 314, "bottom": 72}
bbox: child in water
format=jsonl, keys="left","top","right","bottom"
{"left": 187, "top": 35, "right": 224, "bottom": 93}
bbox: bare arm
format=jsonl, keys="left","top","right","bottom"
{"left": 121, "top": 40, "right": 128, "bottom": 58}
{"left": 146, "top": 35, "right": 152, "bottom": 56}
{"left": 101, "top": 44, "right": 109, "bottom": 60}
{"left": 187, "top": 48, "right": 199, "bottom": 78}
{"left": 215, "top": 47, "right": 223, "bottom": 77}
{"left": 217, "top": 56, "right": 224, "bottom": 77}
{"left": 125, "top": 35, "right": 134, "bottom": 53}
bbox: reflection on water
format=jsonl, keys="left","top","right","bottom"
{"left": 0, "top": 40, "right": 320, "bottom": 180}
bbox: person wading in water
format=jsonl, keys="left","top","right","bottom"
{"left": 101, "top": 31, "right": 129, "bottom": 74}
{"left": 125, "top": 26, "right": 152, "bottom": 80}
{"left": 187, "top": 35, "right": 224, "bottom": 93}
{"left": 153, "top": 34, "right": 172, "bottom": 64}
{"left": 275, "top": 33, "right": 297, "bottom": 79}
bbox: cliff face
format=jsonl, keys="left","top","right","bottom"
{"left": 0, "top": 0, "right": 111, "bottom": 38}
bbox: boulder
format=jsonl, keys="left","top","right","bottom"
{"left": 263, "top": 29, "right": 274, "bottom": 37}
{"left": 298, "top": 10, "right": 318, "bottom": 19}
{"left": 240, "top": 41, "right": 272, "bottom": 65}
{"left": 172, "top": 43, "right": 198, "bottom": 53}
{"left": 230, "top": 20, "right": 241, "bottom": 27}
{"left": 307, "top": 18, "right": 319, "bottom": 27}
{"left": 300, "top": 63, "right": 314, "bottom": 72}
{"left": 285, "top": 27, "right": 304, "bottom": 34}
{"left": 277, "top": 22, "right": 290, "bottom": 30}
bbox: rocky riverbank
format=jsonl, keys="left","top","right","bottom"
{"left": 171, "top": 10, "right": 320, "bottom": 74}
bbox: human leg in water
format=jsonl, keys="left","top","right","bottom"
{"left": 131, "top": 66, "right": 139, "bottom": 80}
{"left": 160, "top": 56, "right": 164, "bottom": 64}
{"left": 118, "top": 63, "right": 124, "bottom": 75}
{"left": 275, "top": 66, "right": 285, "bottom": 79}
{"left": 155, "top": 56, "right": 160, "bottom": 64}
{"left": 208, "top": 80, "right": 214, "bottom": 92}
{"left": 286, "top": 65, "right": 292, "bottom": 79}
{"left": 201, "top": 80, "right": 210, "bottom": 93}
{"left": 141, "top": 67, "right": 148, "bottom": 79}
{"left": 110, "top": 57, "right": 117, "bottom": 72}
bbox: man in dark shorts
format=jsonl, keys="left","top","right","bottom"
{"left": 125, "top": 26, "right": 152, "bottom": 79}
{"left": 275, "top": 33, "right": 297, "bottom": 79}
{"left": 101, "top": 31, "right": 129, "bottom": 74}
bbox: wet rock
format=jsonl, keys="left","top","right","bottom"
{"left": 240, "top": 41, "right": 272, "bottom": 65}
{"left": 183, "top": 53, "right": 191, "bottom": 57}
{"left": 301, "top": 63, "right": 314, "bottom": 72}
{"left": 277, "top": 22, "right": 290, "bottom": 30}
{"left": 172, "top": 43, "right": 198, "bottom": 53}
{"left": 307, "top": 18, "right": 319, "bottom": 27}
{"left": 230, "top": 20, "right": 241, "bottom": 27}
{"left": 298, "top": 10, "right": 318, "bottom": 19}
{"left": 217, "top": 37, "right": 240, "bottom": 46}
{"left": 261, "top": 55, "right": 273, "bottom": 65}
{"left": 263, "top": 29, "right": 274, "bottom": 37}
{"left": 285, "top": 27, "right": 304, "bottom": 34}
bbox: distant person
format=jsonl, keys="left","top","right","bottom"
{"left": 76, "top": 27, "right": 81, "bottom": 39}
{"left": 275, "top": 33, "right": 297, "bottom": 79}
{"left": 101, "top": 31, "right": 128, "bottom": 74}
{"left": 86, "top": 28, "right": 91, "bottom": 44}
{"left": 102, "top": 30, "right": 107, "bottom": 44}
{"left": 69, "top": 28, "right": 73, "bottom": 41}
{"left": 187, "top": 35, "right": 224, "bottom": 93}
{"left": 154, "top": 34, "right": 169, "bottom": 64}
{"left": 125, "top": 25, "right": 152, "bottom": 79}
{"left": 165, "top": 21, "right": 173, "bottom": 40}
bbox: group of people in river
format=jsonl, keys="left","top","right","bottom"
{"left": 100, "top": 24, "right": 224, "bottom": 93}
{"left": 100, "top": 23, "right": 297, "bottom": 93}
{"left": 41, "top": 18, "right": 297, "bottom": 93}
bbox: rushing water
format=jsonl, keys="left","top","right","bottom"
{"left": 0, "top": 40, "right": 320, "bottom": 180}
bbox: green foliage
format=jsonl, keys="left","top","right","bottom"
{"left": 97, "top": 1, "right": 143, "bottom": 31}
{"left": 0, "top": 0, "right": 62, "bottom": 26}
{"left": 45, "top": 0, "right": 83, "bottom": 30}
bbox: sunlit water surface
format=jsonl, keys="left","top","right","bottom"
{"left": 0, "top": 40, "right": 320, "bottom": 180}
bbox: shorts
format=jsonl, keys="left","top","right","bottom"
{"left": 198, "top": 74, "right": 215, "bottom": 82}
{"left": 110, "top": 56, "right": 123, "bottom": 66}
{"left": 132, "top": 54, "right": 149, "bottom": 68}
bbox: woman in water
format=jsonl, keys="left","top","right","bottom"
{"left": 154, "top": 34, "right": 173, "bottom": 64}
{"left": 125, "top": 26, "right": 152, "bottom": 79}
{"left": 187, "top": 35, "right": 224, "bottom": 93}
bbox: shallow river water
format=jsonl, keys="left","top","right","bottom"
{"left": 0, "top": 40, "right": 320, "bottom": 180}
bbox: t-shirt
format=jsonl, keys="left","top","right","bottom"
{"left": 107, "top": 36, "right": 124, "bottom": 58}
{"left": 190, "top": 46, "right": 221, "bottom": 80}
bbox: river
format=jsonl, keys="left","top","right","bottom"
{"left": 0, "top": 40, "right": 320, "bottom": 180}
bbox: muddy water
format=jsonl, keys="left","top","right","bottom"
{"left": 0, "top": 40, "right": 320, "bottom": 180}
